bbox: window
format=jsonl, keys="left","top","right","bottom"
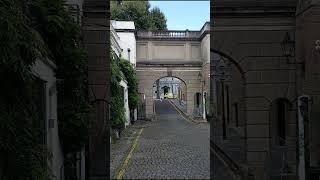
{"left": 234, "top": 103, "right": 239, "bottom": 127}
{"left": 272, "top": 99, "right": 291, "bottom": 146}
{"left": 216, "top": 81, "right": 222, "bottom": 116}
{"left": 226, "top": 85, "right": 230, "bottom": 124}
{"left": 277, "top": 100, "right": 286, "bottom": 146}
{"left": 196, "top": 93, "right": 201, "bottom": 107}
{"left": 31, "top": 77, "right": 47, "bottom": 145}
{"left": 128, "top": 48, "right": 131, "bottom": 62}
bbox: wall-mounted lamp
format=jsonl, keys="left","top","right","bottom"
{"left": 127, "top": 48, "right": 131, "bottom": 61}
{"left": 315, "top": 40, "right": 320, "bottom": 53}
{"left": 198, "top": 72, "right": 202, "bottom": 79}
{"left": 281, "top": 32, "right": 295, "bottom": 61}
{"left": 299, "top": 96, "right": 309, "bottom": 120}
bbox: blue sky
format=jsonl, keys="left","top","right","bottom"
{"left": 149, "top": 1, "right": 210, "bottom": 31}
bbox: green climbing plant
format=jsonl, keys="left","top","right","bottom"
{"left": 0, "top": 0, "right": 93, "bottom": 179}
{"left": 119, "top": 59, "right": 139, "bottom": 110}
{"left": 110, "top": 49, "right": 126, "bottom": 130}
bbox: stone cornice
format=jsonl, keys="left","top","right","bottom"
{"left": 136, "top": 61, "right": 202, "bottom": 67}
{"left": 136, "top": 37, "right": 200, "bottom": 41}
{"left": 212, "top": 6, "right": 296, "bottom": 18}
{"left": 212, "top": 0, "right": 297, "bottom": 8}
{"left": 115, "top": 29, "right": 135, "bottom": 33}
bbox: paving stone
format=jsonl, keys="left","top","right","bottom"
{"left": 111, "top": 99, "right": 238, "bottom": 179}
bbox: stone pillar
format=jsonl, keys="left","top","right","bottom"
{"left": 82, "top": 1, "right": 109, "bottom": 179}
{"left": 296, "top": 3, "right": 320, "bottom": 178}
{"left": 145, "top": 88, "right": 154, "bottom": 119}
{"left": 187, "top": 86, "right": 194, "bottom": 116}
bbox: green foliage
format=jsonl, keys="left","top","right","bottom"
{"left": 119, "top": 59, "right": 139, "bottom": 110}
{"left": 149, "top": 7, "right": 167, "bottom": 31}
{"left": 0, "top": 0, "right": 92, "bottom": 178}
{"left": 111, "top": 0, "right": 167, "bottom": 30}
{"left": 0, "top": 0, "right": 47, "bottom": 81}
{"left": 29, "top": 0, "right": 92, "bottom": 154}
{"left": 0, "top": 78, "right": 52, "bottom": 179}
{"left": 110, "top": 50, "right": 126, "bottom": 129}
{"left": 0, "top": 0, "right": 51, "bottom": 179}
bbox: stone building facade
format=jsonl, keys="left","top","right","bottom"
{"left": 136, "top": 22, "right": 211, "bottom": 120}
{"left": 210, "top": 0, "right": 320, "bottom": 179}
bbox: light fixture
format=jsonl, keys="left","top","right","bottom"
{"left": 315, "top": 40, "right": 320, "bottom": 52}
{"left": 198, "top": 72, "right": 202, "bottom": 79}
{"left": 299, "top": 96, "right": 309, "bottom": 120}
{"left": 281, "top": 32, "right": 295, "bottom": 60}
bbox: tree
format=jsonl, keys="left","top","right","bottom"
{"left": 149, "top": 7, "right": 167, "bottom": 30}
{"left": 111, "top": 0, "right": 167, "bottom": 30}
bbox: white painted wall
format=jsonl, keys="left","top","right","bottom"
{"left": 111, "top": 20, "right": 137, "bottom": 66}
{"left": 118, "top": 32, "right": 137, "bottom": 66}
{"left": 111, "top": 20, "right": 138, "bottom": 121}
{"left": 32, "top": 59, "right": 64, "bottom": 180}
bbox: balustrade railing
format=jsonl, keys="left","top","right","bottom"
{"left": 136, "top": 30, "right": 201, "bottom": 38}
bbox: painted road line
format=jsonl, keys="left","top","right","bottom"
{"left": 168, "top": 100, "right": 195, "bottom": 124}
{"left": 116, "top": 128, "right": 144, "bottom": 180}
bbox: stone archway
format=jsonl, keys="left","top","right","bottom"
{"left": 152, "top": 76, "right": 187, "bottom": 101}
{"left": 136, "top": 66, "right": 202, "bottom": 119}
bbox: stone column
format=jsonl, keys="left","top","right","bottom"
{"left": 82, "top": 1, "right": 109, "bottom": 179}
{"left": 296, "top": 3, "right": 320, "bottom": 178}
{"left": 145, "top": 88, "right": 154, "bottom": 119}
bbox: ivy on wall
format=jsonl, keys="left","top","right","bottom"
{"left": 30, "top": 0, "right": 93, "bottom": 155}
{"left": 110, "top": 50, "right": 126, "bottom": 130}
{"left": 119, "top": 59, "right": 139, "bottom": 110}
{"left": 110, "top": 51, "right": 139, "bottom": 130}
{"left": 0, "top": 0, "right": 92, "bottom": 179}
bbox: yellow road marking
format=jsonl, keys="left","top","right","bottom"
{"left": 116, "top": 128, "right": 144, "bottom": 180}
{"left": 168, "top": 100, "right": 194, "bottom": 124}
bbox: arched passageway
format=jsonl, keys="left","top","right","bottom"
{"left": 153, "top": 77, "right": 187, "bottom": 100}
{"left": 136, "top": 66, "right": 204, "bottom": 119}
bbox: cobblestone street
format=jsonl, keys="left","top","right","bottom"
{"left": 111, "top": 99, "right": 210, "bottom": 179}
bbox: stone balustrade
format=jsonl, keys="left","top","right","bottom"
{"left": 136, "top": 30, "right": 201, "bottom": 39}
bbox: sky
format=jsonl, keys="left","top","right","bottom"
{"left": 149, "top": 1, "right": 210, "bottom": 31}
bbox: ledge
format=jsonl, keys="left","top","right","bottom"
{"left": 136, "top": 61, "right": 202, "bottom": 67}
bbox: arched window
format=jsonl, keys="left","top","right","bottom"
{"left": 271, "top": 98, "right": 291, "bottom": 146}
{"left": 195, "top": 93, "right": 201, "bottom": 108}
{"left": 233, "top": 102, "right": 239, "bottom": 127}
